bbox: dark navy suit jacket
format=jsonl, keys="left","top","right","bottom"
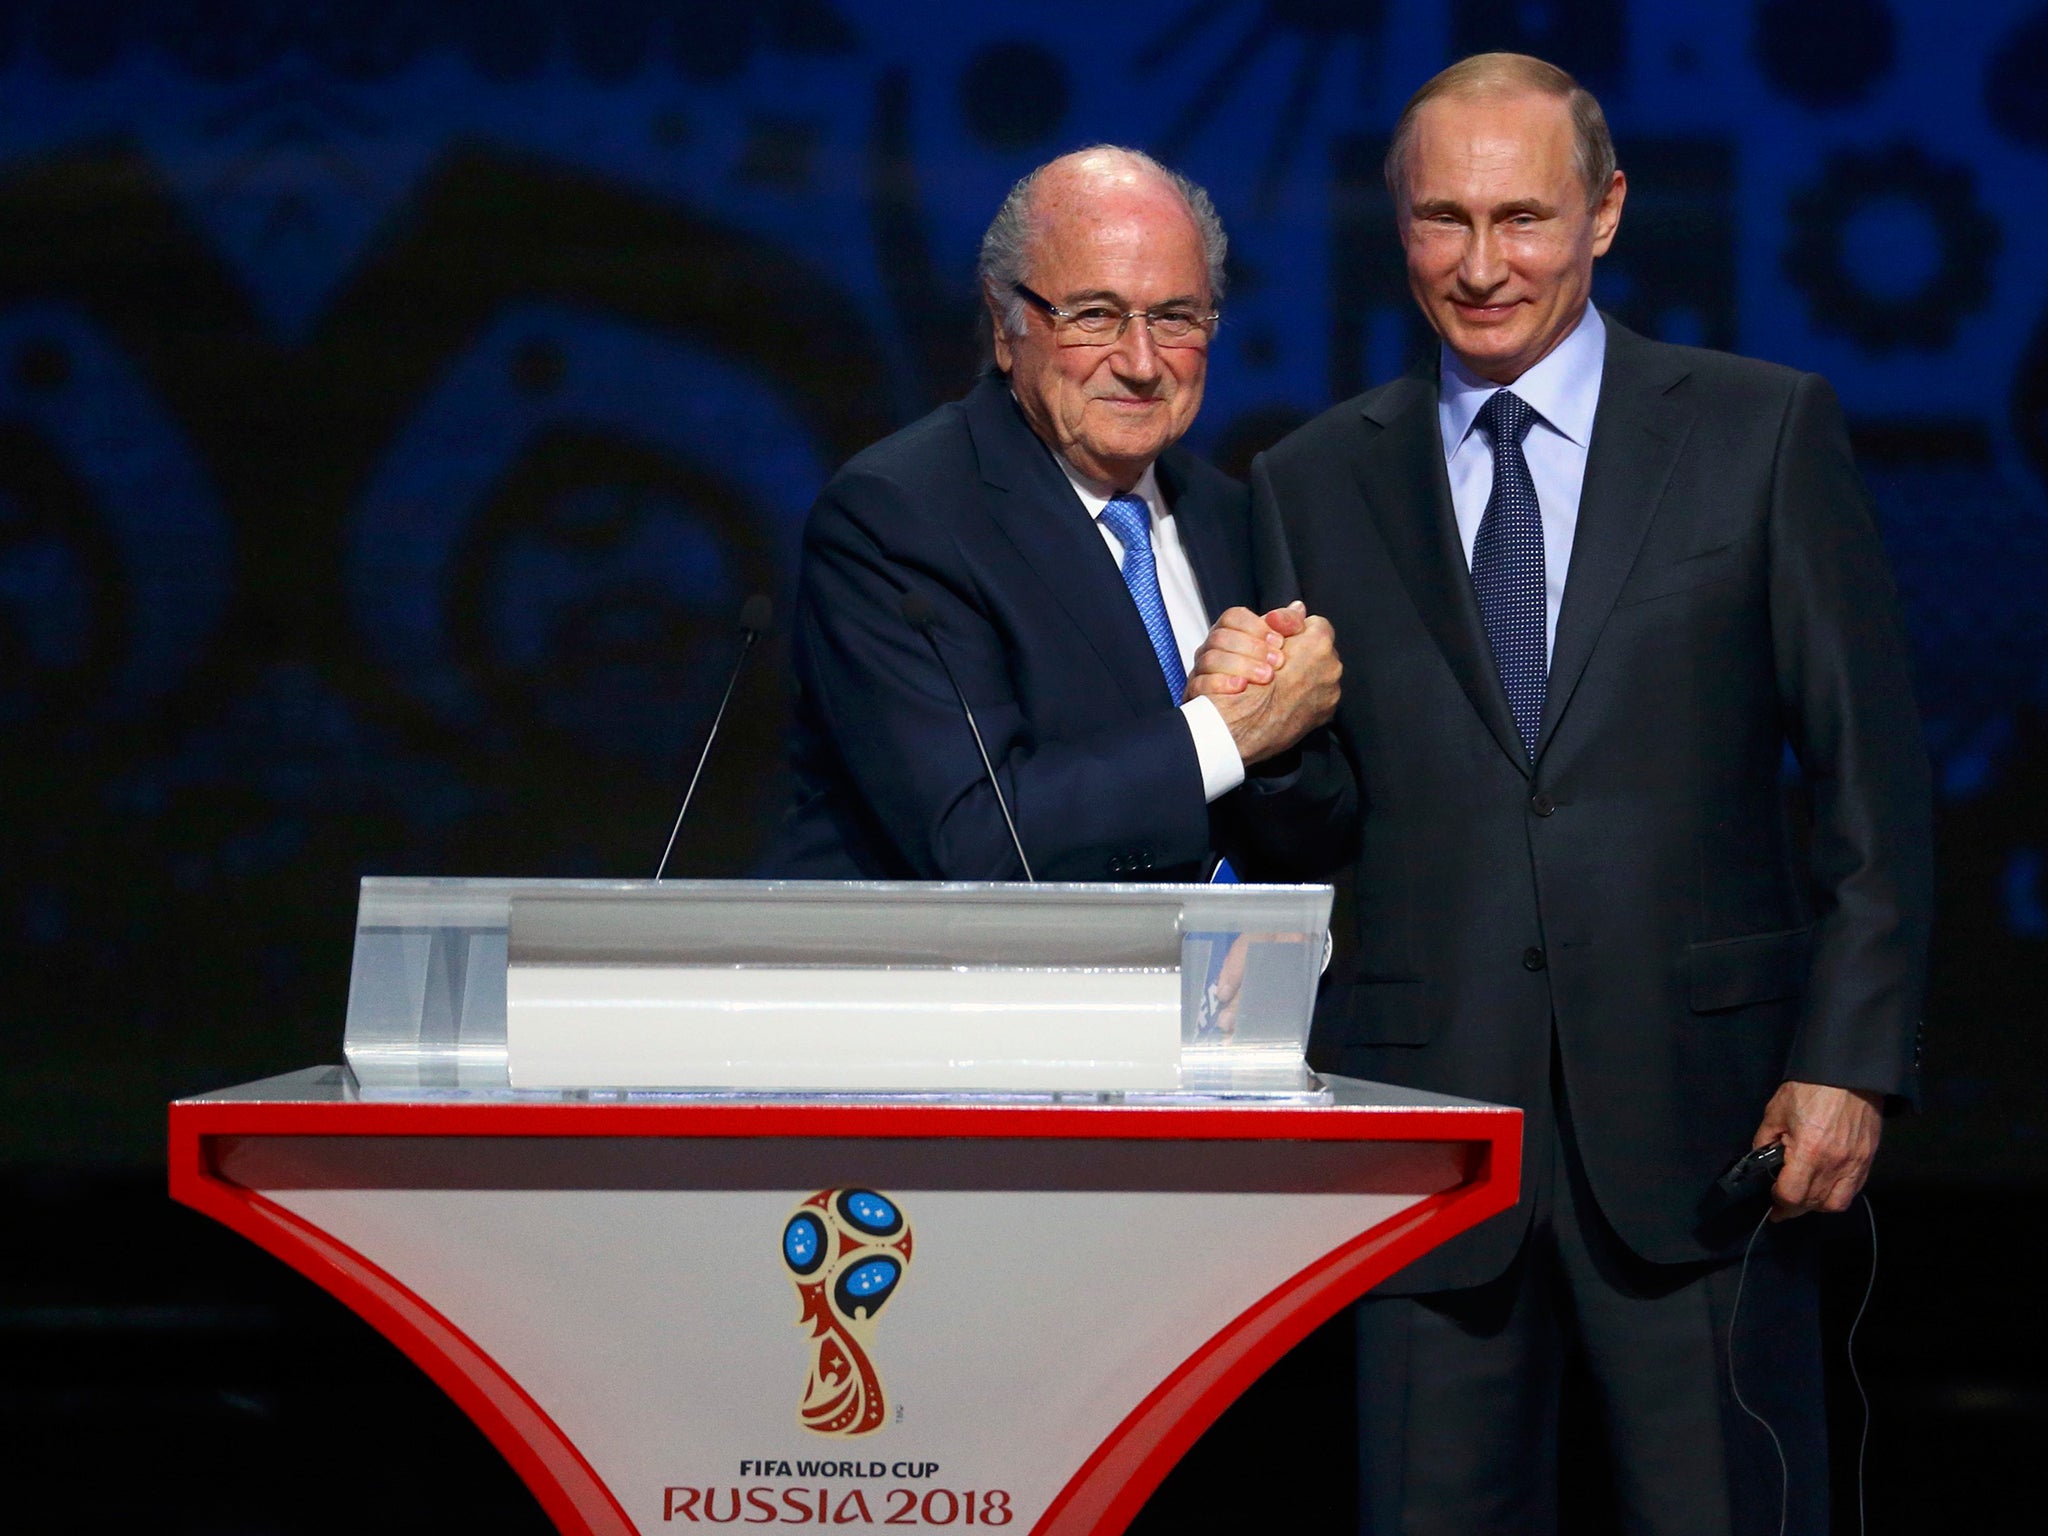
{"left": 1237, "top": 318, "right": 1933, "bottom": 1289}
{"left": 764, "top": 373, "right": 1254, "bottom": 881}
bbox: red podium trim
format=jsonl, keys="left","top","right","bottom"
{"left": 170, "top": 1088, "right": 1520, "bottom": 1536}
{"left": 170, "top": 1164, "right": 636, "bottom": 1536}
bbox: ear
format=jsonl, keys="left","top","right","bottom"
{"left": 1589, "top": 170, "right": 1626, "bottom": 258}
{"left": 986, "top": 289, "right": 1015, "bottom": 373}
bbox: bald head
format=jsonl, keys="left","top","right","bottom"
{"left": 1031, "top": 147, "right": 1196, "bottom": 227}
{"left": 978, "top": 145, "right": 1227, "bottom": 347}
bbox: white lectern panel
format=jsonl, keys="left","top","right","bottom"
{"left": 506, "top": 965, "right": 1180, "bottom": 1090}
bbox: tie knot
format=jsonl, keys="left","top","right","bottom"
{"left": 1099, "top": 494, "right": 1151, "bottom": 553}
{"left": 1477, "top": 388, "right": 1536, "bottom": 447}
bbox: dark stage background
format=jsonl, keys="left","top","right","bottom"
{"left": 3, "top": 2, "right": 2043, "bottom": 1530}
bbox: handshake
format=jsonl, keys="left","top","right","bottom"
{"left": 1186, "top": 602, "right": 1342, "bottom": 766}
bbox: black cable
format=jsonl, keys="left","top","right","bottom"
{"left": 1727, "top": 1208, "right": 1790, "bottom": 1536}
{"left": 1726, "top": 1192, "right": 1880, "bottom": 1536}
{"left": 1846, "top": 1194, "right": 1878, "bottom": 1536}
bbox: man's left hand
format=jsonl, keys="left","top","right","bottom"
{"left": 1186, "top": 603, "right": 1307, "bottom": 692}
{"left": 1750, "top": 1080, "right": 1884, "bottom": 1221}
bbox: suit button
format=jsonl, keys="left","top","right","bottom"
{"left": 1529, "top": 791, "right": 1556, "bottom": 816}
{"left": 1522, "top": 946, "right": 1547, "bottom": 971}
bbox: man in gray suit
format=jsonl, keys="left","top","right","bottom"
{"left": 1195, "top": 52, "right": 1931, "bottom": 1534}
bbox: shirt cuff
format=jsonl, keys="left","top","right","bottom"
{"left": 1181, "top": 695, "right": 1246, "bottom": 803}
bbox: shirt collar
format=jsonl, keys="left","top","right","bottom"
{"left": 1058, "top": 456, "right": 1163, "bottom": 524}
{"left": 1438, "top": 301, "right": 1607, "bottom": 457}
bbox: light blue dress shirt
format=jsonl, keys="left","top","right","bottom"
{"left": 1437, "top": 302, "right": 1608, "bottom": 663}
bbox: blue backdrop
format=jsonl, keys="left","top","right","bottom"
{"left": 1, "top": 0, "right": 2042, "bottom": 1178}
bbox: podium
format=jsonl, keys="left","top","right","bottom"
{"left": 171, "top": 880, "right": 1520, "bottom": 1535}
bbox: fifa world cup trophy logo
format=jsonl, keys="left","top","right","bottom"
{"left": 781, "top": 1188, "right": 915, "bottom": 1437}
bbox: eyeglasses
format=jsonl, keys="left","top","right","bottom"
{"left": 1012, "top": 283, "right": 1219, "bottom": 348}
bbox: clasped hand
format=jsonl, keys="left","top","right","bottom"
{"left": 1184, "top": 602, "right": 1341, "bottom": 765}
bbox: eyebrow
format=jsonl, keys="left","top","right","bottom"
{"left": 1408, "top": 197, "right": 1558, "bottom": 220}
{"left": 1059, "top": 288, "right": 1208, "bottom": 309}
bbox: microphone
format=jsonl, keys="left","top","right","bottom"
{"left": 900, "top": 590, "right": 1035, "bottom": 882}
{"left": 654, "top": 594, "right": 774, "bottom": 880}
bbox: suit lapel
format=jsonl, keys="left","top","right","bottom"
{"left": 1156, "top": 450, "right": 1236, "bottom": 621}
{"left": 1536, "top": 321, "right": 1695, "bottom": 759}
{"left": 963, "top": 377, "right": 1168, "bottom": 714}
{"left": 1356, "top": 377, "right": 1530, "bottom": 773}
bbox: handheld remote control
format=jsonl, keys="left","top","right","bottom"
{"left": 1711, "top": 1142, "right": 1785, "bottom": 1208}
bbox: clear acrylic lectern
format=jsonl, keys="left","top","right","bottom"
{"left": 341, "top": 878, "right": 1336, "bottom": 1098}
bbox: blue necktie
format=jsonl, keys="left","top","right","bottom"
{"left": 1101, "top": 492, "right": 1239, "bottom": 883}
{"left": 1099, "top": 493, "right": 1188, "bottom": 705}
{"left": 1471, "top": 389, "right": 1547, "bottom": 760}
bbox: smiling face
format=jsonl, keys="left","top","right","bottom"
{"left": 1398, "top": 88, "right": 1625, "bottom": 384}
{"left": 989, "top": 157, "right": 1212, "bottom": 489}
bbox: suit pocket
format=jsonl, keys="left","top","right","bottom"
{"left": 1688, "top": 927, "right": 1812, "bottom": 1012}
{"left": 1612, "top": 541, "right": 1750, "bottom": 610}
{"left": 1337, "top": 979, "right": 1431, "bottom": 1045}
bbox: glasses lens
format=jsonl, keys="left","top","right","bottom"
{"left": 1051, "top": 307, "right": 1124, "bottom": 345}
{"left": 1150, "top": 313, "right": 1215, "bottom": 349}
{"left": 1046, "top": 305, "right": 1216, "bottom": 348}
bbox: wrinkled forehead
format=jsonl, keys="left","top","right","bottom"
{"left": 1023, "top": 179, "right": 1208, "bottom": 294}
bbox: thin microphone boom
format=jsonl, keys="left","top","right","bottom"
{"left": 900, "top": 590, "right": 1035, "bottom": 882}
{"left": 654, "top": 594, "right": 773, "bottom": 880}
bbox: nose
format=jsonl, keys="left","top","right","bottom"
{"left": 1109, "top": 316, "right": 1162, "bottom": 380}
{"left": 1457, "top": 222, "right": 1505, "bottom": 295}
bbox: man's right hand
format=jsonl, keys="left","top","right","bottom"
{"left": 1186, "top": 603, "right": 1341, "bottom": 765}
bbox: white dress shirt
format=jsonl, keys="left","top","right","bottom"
{"left": 1056, "top": 457, "right": 1246, "bottom": 803}
{"left": 1438, "top": 302, "right": 1608, "bottom": 661}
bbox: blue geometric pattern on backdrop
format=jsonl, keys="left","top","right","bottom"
{"left": 1, "top": 0, "right": 2046, "bottom": 1164}
{"left": 0, "top": 2, "right": 2036, "bottom": 789}
{"left": 347, "top": 304, "right": 823, "bottom": 757}
{"left": 0, "top": 304, "right": 231, "bottom": 725}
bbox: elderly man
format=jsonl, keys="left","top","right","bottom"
{"left": 766, "top": 146, "right": 1337, "bottom": 880}
{"left": 1196, "top": 54, "right": 1931, "bottom": 1533}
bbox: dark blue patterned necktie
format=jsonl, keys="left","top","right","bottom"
{"left": 1471, "top": 388, "right": 1547, "bottom": 759}
{"left": 1099, "top": 493, "right": 1188, "bottom": 704}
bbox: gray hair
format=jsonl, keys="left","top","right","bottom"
{"left": 1384, "top": 53, "right": 1617, "bottom": 212}
{"left": 977, "top": 146, "right": 1228, "bottom": 351}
